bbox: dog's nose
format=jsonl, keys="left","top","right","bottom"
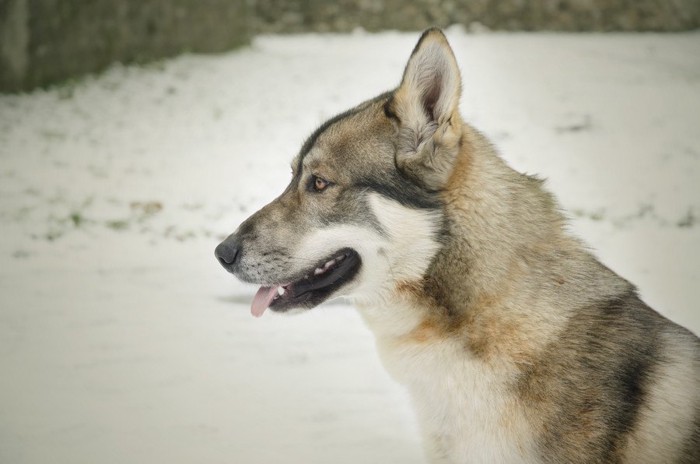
{"left": 215, "top": 240, "right": 241, "bottom": 270}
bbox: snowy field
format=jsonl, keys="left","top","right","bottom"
{"left": 1, "top": 30, "right": 699, "bottom": 463}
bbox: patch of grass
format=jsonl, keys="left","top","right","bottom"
{"left": 105, "top": 220, "right": 129, "bottom": 231}
{"left": 12, "top": 250, "right": 30, "bottom": 259}
{"left": 677, "top": 208, "right": 697, "bottom": 228}
{"left": 70, "top": 212, "right": 83, "bottom": 227}
{"left": 130, "top": 201, "right": 163, "bottom": 219}
{"left": 44, "top": 230, "right": 63, "bottom": 241}
{"left": 572, "top": 208, "right": 605, "bottom": 221}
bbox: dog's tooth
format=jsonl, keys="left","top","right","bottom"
{"left": 277, "top": 286, "right": 284, "bottom": 296}
{"left": 336, "top": 254, "right": 345, "bottom": 262}
{"left": 324, "top": 259, "right": 336, "bottom": 269}
{"left": 314, "top": 267, "right": 324, "bottom": 276}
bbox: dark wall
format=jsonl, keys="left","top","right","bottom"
{"left": 2, "top": 0, "right": 699, "bottom": 93}
{"left": 0, "top": 0, "right": 250, "bottom": 92}
{"left": 252, "top": 0, "right": 700, "bottom": 33}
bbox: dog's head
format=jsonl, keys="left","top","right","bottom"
{"left": 216, "top": 29, "right": 463, "bottom": 316}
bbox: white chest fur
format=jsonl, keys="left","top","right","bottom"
{"left": 358, "top": 304, "right": 537, "bottom": 464}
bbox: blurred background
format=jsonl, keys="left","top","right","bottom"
{"left": 2, "top": 0, "right": 700, "bottom": 92}
{"left": 1, "top": 2, "right": 699, "bottom": 464}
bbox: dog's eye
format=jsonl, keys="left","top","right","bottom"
{"left": 311, "top": 176, "right": 330, "bottom": 192}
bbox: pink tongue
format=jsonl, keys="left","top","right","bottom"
{"left": 251, "top": 285, "right": 279, "bottom": 318}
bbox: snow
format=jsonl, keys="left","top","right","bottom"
{"left": 1, "top": 30, "right": 699, "bottom": 463}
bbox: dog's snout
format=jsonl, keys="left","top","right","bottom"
{"left": 215, "top": 240, "right": 241, "bottom": 271}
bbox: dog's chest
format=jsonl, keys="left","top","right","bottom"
{"left": 368, "top": 319, "right": 536, "bottom": 463}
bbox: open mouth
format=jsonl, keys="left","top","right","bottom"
{"left": 250, "top": 248, "right": 361, "bottom": 317}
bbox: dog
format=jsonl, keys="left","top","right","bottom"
{"left": 215, "top": 29, "right": 699, "bottom": 463}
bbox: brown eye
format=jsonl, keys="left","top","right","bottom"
{"left": 313, "top": 176, "right": 329, "bottom": 192}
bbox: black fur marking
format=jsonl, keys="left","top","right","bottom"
{"left": 383, "top": 96, "right": 399, "bottom": 122}
{"left": 520, "top": 288, "right": 664, "bottom": 463}
{"left": 356, "top": 178, "right": 442, "bottom": 211}
{"left": 603, "top": 301, "right": 658, "bottom": 446}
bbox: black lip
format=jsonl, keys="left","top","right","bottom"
{"left": 268, "top": 248, "right": 361, "bottom": 312}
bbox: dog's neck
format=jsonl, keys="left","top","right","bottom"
{"left": 357, "top": 122, "right": 628, "bottom": 348}
{"left": 424, "top": 124, "right": 563, "bottom": 314}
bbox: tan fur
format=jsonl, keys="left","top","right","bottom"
{"left": 364, "top": 30, "right": 698, "bottom": 462}
{"left": 217, "top": 28, "right": 700, "bottom": 463}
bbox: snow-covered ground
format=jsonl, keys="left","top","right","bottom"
{"left": 1, "top": 30, "right": 699, "bottom": 464}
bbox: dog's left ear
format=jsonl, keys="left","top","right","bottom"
{"left": 389, "top": 28, "right": 462, "bottom": 191}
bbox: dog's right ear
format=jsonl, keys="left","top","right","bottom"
{"left": 388, "top": 28, "right": 462, "bottom": 191}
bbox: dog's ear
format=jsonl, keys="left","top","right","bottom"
{"left": 389, "top": 28, "right": 462, "bottom": 191}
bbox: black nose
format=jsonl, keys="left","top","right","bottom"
{"left": 215, "top": 240, "right": 241, "bottom": 271}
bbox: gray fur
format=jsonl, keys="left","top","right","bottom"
{"left": 216, "top": 28, "right": 700, "bottom": 463}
